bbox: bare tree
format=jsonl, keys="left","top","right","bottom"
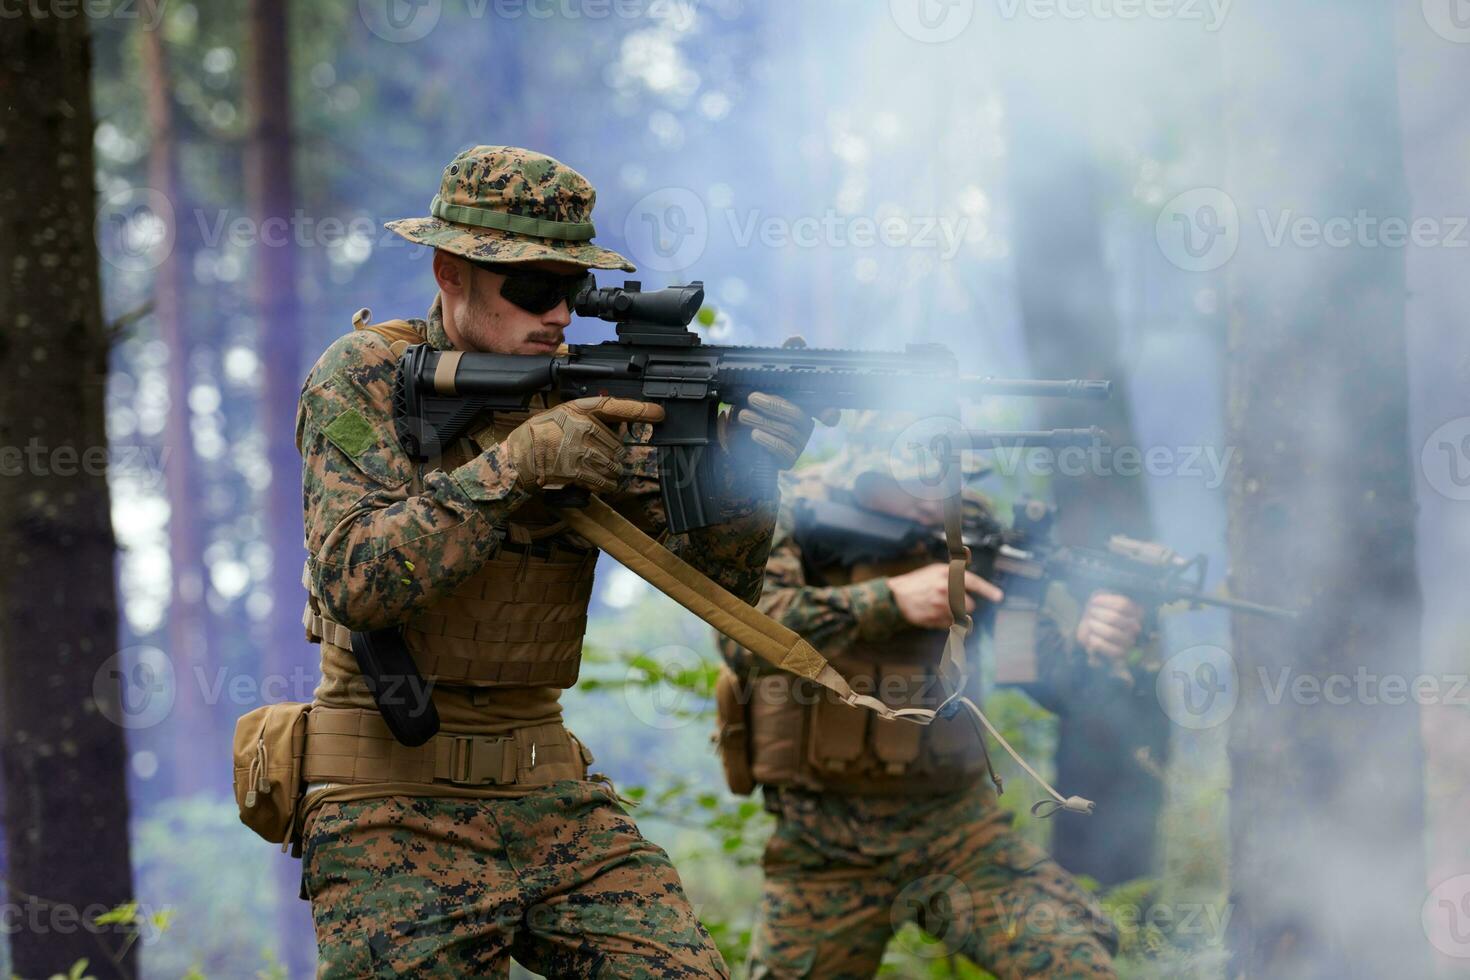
{"left": 245, "top": 0, "right": 316, "bottom": 971}
{"left": 1224, "top": 1, "right": 1426, "bottom": 974}
{"left": 0, "top": 11, "right": 137, "bottom": 980}
{"left": 140, "top": 19, "right": 215, "bottom": 800}
{"left": 1395, "top": 0, "right": 1470, "bottom": 953}
{"left": 1003, "top": 80, "right": 1166, "bottom": 887}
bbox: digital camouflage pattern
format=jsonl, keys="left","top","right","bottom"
{"left": 302, "top": 780, "right": 726, "bottom": 978}
{"left": 296, "top": 273, "right": 776, "bottom": 972}
{"left": 748, "top": 788, "right": 1118, "bottom": 979}
{"left": 385, "top": 146, "right": 635, "bottom": 271}
{"left": 721, "top": 453, "right": 1121, "bottom": 978}
{"left": 296, "top": 303, "right": 523, "bottom": 637}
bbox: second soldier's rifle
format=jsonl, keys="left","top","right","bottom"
{"left": 792, "top": 484, "right": 1297, "bottom": 684}
{"left": 357, "top": 281, "right": 1112, "bottom": 745}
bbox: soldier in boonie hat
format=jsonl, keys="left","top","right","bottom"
{"left": 284, "top": 144, "right": 835, "bottom": 977}
{"left": 386, "top": 145, "right": 635, "bottom": 270}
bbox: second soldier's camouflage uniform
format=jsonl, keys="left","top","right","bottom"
{"left": 716, "top": 454, "right": 1124, "bottom": 979}
{"left": 293, "top": 146, "right": 778, "bottom": 978}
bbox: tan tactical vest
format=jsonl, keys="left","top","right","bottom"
{"left": 302, "top": 318, "right": 597, "bottom": 693}
{"left": 723, "top": 487, "right": 991, "bottom": 796}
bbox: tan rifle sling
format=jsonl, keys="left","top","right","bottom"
{"left": 351, "top": 311, "right": 1090, "bottom": 815}
{"left": 558, "top": 492, "right": 1093, "bottom": 816}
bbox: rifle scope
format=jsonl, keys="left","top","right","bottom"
{"left": 575, "top": 280, "right": 705, "bottom": 327}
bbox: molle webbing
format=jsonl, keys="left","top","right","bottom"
{"left": 400, "top": 545, "right": 596, "bottom": 687}
{"left": 302, "top": 536, "right": 597, "bottom": 689}
{"left": 303, "top": 707, "right": 591, "bottom": 788}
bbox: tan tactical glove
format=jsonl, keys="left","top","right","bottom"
{"left": 724, "top": 392, "right": 841, "bottom": 470}
{"left": 722, "top": 336, "right": 841, "bottom": 470}
{"left": 504, "top": 396, "right": 665, "bottom": 494}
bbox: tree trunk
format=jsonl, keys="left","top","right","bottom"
{"left": 0, "top": 13, "right": 137, "bottom": 980}
{"left": 1223, "top": 2, "right": 1426, "bottom": 975}
{"left": 1394, "top": 6, "right": 1470, "bottom": 974}
{"left": 140, "top": 18, "right": 215, "bottom": 801}
{"left": 1003, "top": 82, "right": 1165, "bottom": 887}
{"left": 245, "top": 0, "right": 315, "bottom": 972}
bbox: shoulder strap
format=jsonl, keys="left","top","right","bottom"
{"left": 557, "top": 492, "right": 1093, "bottom": 817}
{"left": 352, "top": 307, "right": 424, "bottom": 347}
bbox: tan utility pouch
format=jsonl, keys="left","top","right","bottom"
{"left": 807, "top": 692, "right": 869, "bottom": 776}
{"left": 232, "top": 702, "right": 311, "bottom": 856}
{"left": 713, "top": 667, "right": 755, "bottom": 795}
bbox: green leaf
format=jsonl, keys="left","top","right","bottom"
{"left": 92, "top": 902, "right": 138, "bottom": 926}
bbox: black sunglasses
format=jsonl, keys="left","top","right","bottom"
{"left": 471, "top": 261, "right": 593, "bottom": 315}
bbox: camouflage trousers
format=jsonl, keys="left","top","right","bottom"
{"left": 302, "top": 780, "right": 728, "bottom": 978}
{"left": 747, "top": 787, "right": 1118, "bottom": 979}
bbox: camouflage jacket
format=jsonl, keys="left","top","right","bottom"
{"left": 297, "top": 297, "right": 778, "bottom": 724}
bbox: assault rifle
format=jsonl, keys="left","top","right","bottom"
{"left": 792, "top": 494, "right": 1297, "bottom": 684}
{"left": 358, "top": 280, "right": 1112, "bottom": 745}
{"left": 394, "top": 281, "right": 1109, "bottom": 534}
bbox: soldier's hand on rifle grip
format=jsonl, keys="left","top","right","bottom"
{"left": 889, "top": 563, "right": 1004, "bottom": 631}
{"left": 504, "top": 396, "right": 665, "bottom": 495}
{"left": 720, "top": 391, "right": 840, "bottom": 471}
{"left": 1075, "top": 591, "right": 1146, "bottom": 661}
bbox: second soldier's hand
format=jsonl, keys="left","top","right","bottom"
{"left": 888, "top": 563, "right": 1004, "bottom": 631}
{"left": 1074, "top": 591, "right": 1146, "bottom": 660}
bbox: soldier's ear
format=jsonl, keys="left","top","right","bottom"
{"left": 433, "top": 249, "right": 469, "bottom": 297}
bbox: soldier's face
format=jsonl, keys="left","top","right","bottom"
{"left": 451, "top": 257, "right": 580, "bottom": 354}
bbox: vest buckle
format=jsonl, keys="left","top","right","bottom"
{"left": 446, "top": 735, "right": 512, "bottom": 786}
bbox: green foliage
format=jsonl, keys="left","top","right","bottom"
{"left": 130, "top": 794, "right": 293, "bottom": 979}
{"left": 39, "top": 960, "right": 95, "bottom": 980}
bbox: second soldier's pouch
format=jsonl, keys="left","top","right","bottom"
{"left": 232, "top": 702, "right": 311, "bottom": 856}
{"left": 713, "top": 667, "right": 755, "bottom": 795}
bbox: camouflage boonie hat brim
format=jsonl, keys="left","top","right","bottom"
{"left": 827, "top": 410, "right": 993, "bottom": 490}
{"left": 386, "top": 145, "right": 635, "bottom": 271}
{"left": 821, "top": 445, "right": 991, "bottom": 500}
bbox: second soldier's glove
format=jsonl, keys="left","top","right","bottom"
{"left": 722, "top": 392, "right": 841, "bottom": 470}
{"left": 503, "top": 396, "right": 665, "bottom": 494}
{"left": 718, "top": 337, "right": 840, "bottom": 471}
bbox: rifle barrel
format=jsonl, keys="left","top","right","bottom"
{"left": 1186, "top": 592, "right": 1299, "bottom": 620}
{"left": 965, "top": 378, "right": 1112, "bottom": 400}
{"left": 965, "top": 427, "right": 1108, "bottom": 448}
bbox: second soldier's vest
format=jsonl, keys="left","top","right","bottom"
{"left": 303, "top": 319, "right": 597, "bottom": 691}
{"left": 722, "top": 482, "right": 992, "bottom": 797}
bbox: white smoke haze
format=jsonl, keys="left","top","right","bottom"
{"left": 84, "top": 1, "right": 1461, "bottom": 974}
